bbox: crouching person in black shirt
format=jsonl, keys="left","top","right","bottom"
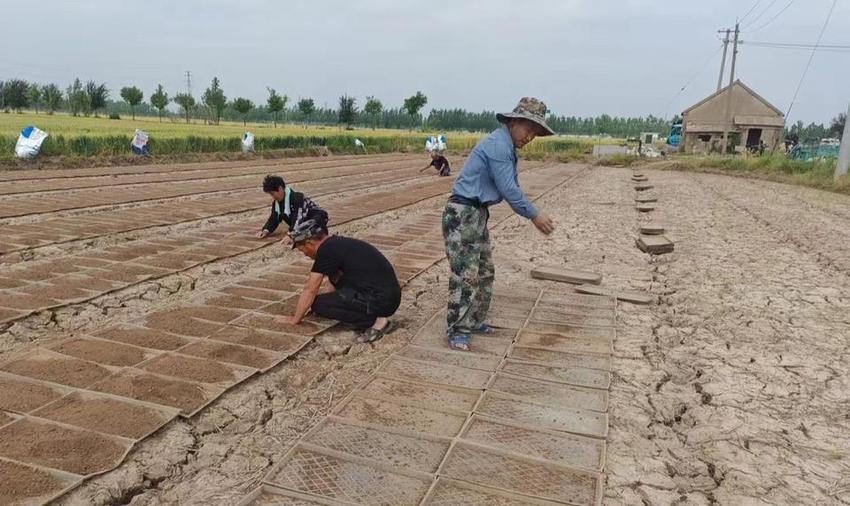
{"left": 280, "top": 220, "right": 401, "bottom": 343}
{"left": 421, "top": 151, "right": 451, "bottom": 176}
{"left": 257, "top": 175, "right": 329, "bottom": 245}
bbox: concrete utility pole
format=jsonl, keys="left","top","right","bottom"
{"left": 720, "top": 23, "right": 740, "bottom": 155}
{"left": 836, "top": 101, "right": 850, "bottom": 180}
{"left": 185, "top": 71, "right": 192, "bottom": 96}
{"left": 717, "top": 29, "right": 731, "bottom": 92}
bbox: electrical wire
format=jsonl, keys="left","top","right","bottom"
{"left": 661, "top": 43, "right": 726, "bottom": 116}
{"left": 745, "top": 0, "right": 796, "bottom": 33}
{"left": 785, "top": 0, "right": 839, "bottom": 119}
{"left": 743, "top": 41, "right": 850, "bottom": 49}
{"left": 742, "top": 41, "right": 850, "bottom": 52}
{"left": 742, "top": 0, "right": 780, "bottom": 29}
{"left": 739, "top": 0, "right": 763, "bottom": 24}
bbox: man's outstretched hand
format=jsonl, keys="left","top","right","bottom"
{"left": 256, "top": 229, "right": 270, "bottom": 239}
{"left": 532, "top": 213, "right": 555, "bottom": 235}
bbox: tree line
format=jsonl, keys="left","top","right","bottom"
{"left": 786, "top": 117, "right": 846, "bottom": 144}
{"left": 8, "top": 76, "right": 842, "bottom": 139}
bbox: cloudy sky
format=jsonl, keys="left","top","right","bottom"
{"left": 2, "top": 0, "right": 848, "bottom": 124}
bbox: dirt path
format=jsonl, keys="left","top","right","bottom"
{"left": 605, "top": 169, "right": 850, "bottom": 505}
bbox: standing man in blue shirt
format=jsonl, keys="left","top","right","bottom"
{"left": 443, "top": 97, "right": 556, "bottom": 351}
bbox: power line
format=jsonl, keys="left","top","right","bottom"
{"left": 661, "top": 43, "right": 726, "bottom": 116}
{"left": 785, "top": 0, "right": 838, "bottom": 119}
{"left": 742, "top": 41, "right": 850, "bottom": 51}
{"left": 746, "top": 41, "right": 850, "bottom": 49}
{"left": 739, "top": 0, "right": 763, "bottom": 23}
{"left": 742, "top": 0, "right": 780, "bottom": 29}
{"left": 745, "top": 0, "right": 796, "bottom": 33}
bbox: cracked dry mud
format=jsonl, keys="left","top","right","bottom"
{"left": 3, "top": 156, "right": 848, "bottom": 505}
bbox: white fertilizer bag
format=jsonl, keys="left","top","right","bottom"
{"left": 131, "top": 129, "right": 150, "bottom": 155}
{"left": 15, "top": 126, "right": 48, "bottom": 159}
{"left": 242, "top": 132, "right": 255, "bottom": 153}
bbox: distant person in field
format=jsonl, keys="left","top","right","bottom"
{"left": 421, "top": 151, "right": 451, "bottom": 176}
{"left": 443, "top": 97, "right": 556, "bottom": 351}
{"left": 281, "top": 219, "right": 401, "bottom": 343}
{"left": 256, "top": 175, "right": 328, "bottom": 244}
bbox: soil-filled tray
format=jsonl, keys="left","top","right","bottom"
{"left": 91, "top": 369, "right": 214, "bottom": 415}
{"left": 0, "top": 374, "right": 67, "bottom": 414}
{"left": 32, "top": 391, "right": 177, "bottom": 440}
{"left": 0, "top": 349, "right": 114, "bottom": 389}
{"left": 0, "top": 458, "right": 80, "bottom": 506}
{"left": 50, "top": 337, "right": 153, "bottom": 368}
{"left": 209, "top": 326, "right": 313, "bottom": 354}
{"left": 138, "top": 353, "right": 251, "bottom": 385}
{"left": 0, "top": 418, "right": 130, "bottom": 476}
{"left": 92, "top": 325, "right": 192, "bottom": 351}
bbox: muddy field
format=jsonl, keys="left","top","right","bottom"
{"left": 1, "top": 154, "right": 848, "bottom": 505}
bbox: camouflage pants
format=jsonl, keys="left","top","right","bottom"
{"left": 442, "top": 202, "right": 494, "bottom": 334}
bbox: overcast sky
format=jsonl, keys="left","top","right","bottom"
{"left": 2, "top": 0, "right": 848, "bottom": 124}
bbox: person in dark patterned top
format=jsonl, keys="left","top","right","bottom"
{"left": 256, "top": 175, "right": 329, "bottom": 244}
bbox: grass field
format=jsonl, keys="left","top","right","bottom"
{"left": 664, "top": 154, "right": 850, "bottom": 195}
{"left": 0, "top": 112, "right": 596, "bottom": 161}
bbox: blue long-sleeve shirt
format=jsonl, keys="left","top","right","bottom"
{"left": 451, "top": 126, "right": 538, "bottom": 219}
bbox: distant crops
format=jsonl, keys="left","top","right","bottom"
{"left": 0, "top": 112, "right": 596, "bottom": 160}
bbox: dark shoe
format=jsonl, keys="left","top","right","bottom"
{"left": 357, "top": 320, "right": 397, "bottom": 343}
{"left": 472, "top": 323, "right": 496, "bottom": 334}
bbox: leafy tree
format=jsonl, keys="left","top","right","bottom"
{"left": 829, "top": 113, "right": 846, "bottom": 138}
{"left": 150, "top": 84, "right": 169, "bottom": 122}
{"left": 231, "top": 97, "right": 254, "bottom": 126}
{"left": 297, "top": 98, "right": 315, "bottom": 125}
{"left": 266, "top": 87, "right": 288, "bottom": 127}
{"left": 402, "top": 91, "right": 428, "bottom": 128}
{"left": 364, "top": 96, "right": 383, "bottom": 129}
{"left": 42, "top": 84, "right": 62, "bottom": 115}
{"left": 27, "top": 84, "right": 42, "bottom": 113}
{"left": 173, "top": 92, "right": 196, "bottom": 124}
{"left": 66, "top": 78, "right": 90, "bottom": 116}
{"left": 4, "top": 79, "right": 30, "bottom": 113}
{"left": 337, "top": 94, "right": 357, "bottom": 128}
{"left": 84, "top": 81, "right": 109, "bottom": 116}
{"left": 202, "top": 77, "right": 227, "bottom": 125}
{"left": 119, "top": 86, "right": 144, "bottom": 119}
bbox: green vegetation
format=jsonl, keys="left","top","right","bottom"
{"left": 402, "top": 91, "right": 428, "bottom": 128}
{"left": 150, "top": 85, "right": 169, "bottom": 122}
{"left": 363, "top": 96, "right": 383, "bottom": 130}
{"left": 337, "top": 95, "right": 357, "bottom": 129}
{"left": 667, "top": 154, "right": 849, "bottom": 195}
{"left": 202, "top": 77, "right": 227, "bottom": 125}
{"left": 266, "top": 88, "right": 287, "bottom": 127}
{"left": 172, "top": 93, "right": 196, "bottom": 124}
{"left": 297, "top": 98, "right": 315, "bottom": 124}
{"left": 0, "top": 111, "right": 600, "bottom": 161}
{"left": 231, "top": 97, "right": 254, "bottom": 126}
{"left": 119, "top": 86, "right": 143, "bottom": 120}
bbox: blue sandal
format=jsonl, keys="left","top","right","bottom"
{"left": 448, "top": 333, "right": 471, "bottom": 351}
{"left": 473, "top": 323, "right": 496, "bottom": 335}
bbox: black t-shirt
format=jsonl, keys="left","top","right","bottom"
{"left": 430, "top": 156, "right": 450, "bottom": 176}
{"left": 311, "top": 236, "right": 400, "bottom": 295}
